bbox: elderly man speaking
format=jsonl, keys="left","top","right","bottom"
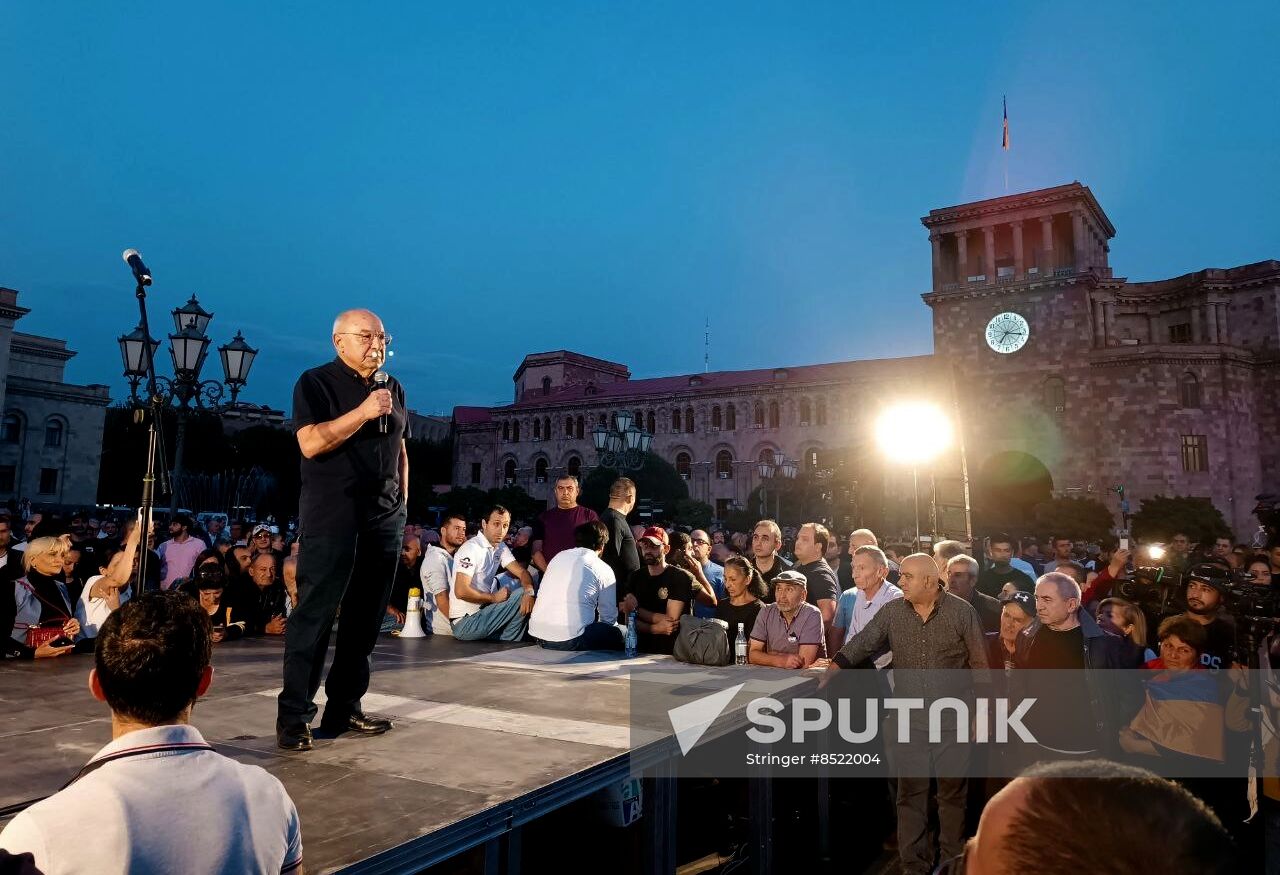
{"left": 276, "top": 309, "right": 409, "bottom": 752}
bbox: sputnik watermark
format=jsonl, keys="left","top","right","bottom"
{"left": 668, "top": 693, "right": 1039, "bottom": 753}
{"left": 747, "top": 696, "right": 1038, "bottom": 745}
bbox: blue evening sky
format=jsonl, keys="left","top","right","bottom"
{"left": 2, "top": 2, "right": 1277, "bottom": 415}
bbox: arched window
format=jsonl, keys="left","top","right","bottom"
{"left": 542, "top": 376, "right": 552, "bottom": 396}
{"left": 711, "top": 405, "right": 722, "bottom": 429}
{"left": 799, "top": 399, "right": 811, "bottom": 426}
{"left": 716, "top": 450, "right": 733, "bottom": 478}
{"left": 726, "top": 404, "right": 737, "bottom": 431}
{"left": 1, "top": 413, "right": 21, "bottom": 444}
{"left": 676, "top": 452, "right": 692, "bottom": 478}
{"left": 503, "top": 459, "right": 516, "bottom": 484}
{"left": 646, "top": 410, "right": 655, "bottom": 434}
{"left": 758, "top": 447, "right": 778, "bottom": 465}
{"left": 512, "top": 421, "right": 520, "bottom": 442}
{"left": 44, "top": 419, "right": 64, "bottom": 448}
{"left": 671, "top": 407, "right": 682, "bottom": 433}
{"left": 543, "top": 417, "right": 551, "bottom": 439}
{"left": 1180, "top": 373, "right": 1201, "bottom": 408}
{"left": 753, "top": 401, "right": 764, "bottom": 428}
{"left": 567, "top": 456, "right": 581, "bottom": 477}
{"left": 565, "top": 415, "right": 574, "bottom": 437}
{"left": 634, "top": 410, "right": 643, "bottom": 431}
{"left": 768, "top": 401, "right": 780, "bottom": 428}
{"left": 599, "top": 413, "right": 607, "bottom": 427}
{"left": 805, "top": 448, "right": 820, "bottom": 470}
{"left": 684, "top": 407, "right": 695, "bottom": 433}
{"left": 535, "top": 458, "right": 549, "bottom": 483}
{"left": 816, "top": 399, "right": 827, "bottom": 426}
{"left": 575, "top": 416, "right": 585, "bottom": 439}
{"left": 533, "top": 418, "right": 542, "bottom": 440}
{"left": 1043, "top": 377, "right": 1065, "bottom": 412}
{"left": 502, "top": 421, "right": 510, "bottom": 442}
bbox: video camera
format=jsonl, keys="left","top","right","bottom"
{"left": 1116, "top": 563, "right": 1183, "bottom": 617}
{"left": 1255, "top": 494, "right": 1280, "bottom": 542}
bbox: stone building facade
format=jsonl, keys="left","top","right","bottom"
{"left": 0, "top": 288, "right": 112, "bottom": 509}
{"left": 454, "top": 182, "right": 1279, "bottom": 537}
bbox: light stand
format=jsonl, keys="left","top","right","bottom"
{"left": 131, "top": 280, "right": 171, "bottom": 593}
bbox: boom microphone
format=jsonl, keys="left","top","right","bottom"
{"left": 373, "top": 370, "right": 389, "bottom": 433}
{"left": 122, "top": 249, "right": 153, "bottom": 286}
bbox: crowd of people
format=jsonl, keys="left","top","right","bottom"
{"left": 5, "top": 480, "right": 1279, "bottom": 873}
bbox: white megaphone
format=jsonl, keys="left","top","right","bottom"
{"left": 400, "top": 587, "right": 426, "bottom": 638}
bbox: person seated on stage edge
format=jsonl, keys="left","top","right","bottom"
{"left": 421, "top": 512, "right": 467, "bottom": 636}
{"left": 0, "top": 592, "right": 302, "bottom": 874}
{"left": 621, "top": 527, "right": 693, "bottom": 655}
{"left": 530, "top": 520, "right": 625, "bottom": 651}
{"left": 748, "top": 569, "right": 824, "bottom": 669}
{"left": 181, "top": 560, "right": 247, "bottom": 643}
{"left": 73, "top": 513, "right": 144, "bottom": 642}
{"left": 448, "top": 505, "right": 535, "bottom": 642}
{"left": 229, "top": 552, "right": 289, "bottom": 636}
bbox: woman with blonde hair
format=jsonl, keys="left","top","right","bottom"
{"left": 6, "top": 534, "right": 81, "bottom": 659}
{"left": 1098, "top": 596, "right": 1155, "bottom": 662}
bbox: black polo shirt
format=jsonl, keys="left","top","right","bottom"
{"left": 293, "top": 357, "right": 409, "bottom": 533}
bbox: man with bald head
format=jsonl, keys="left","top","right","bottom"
{"left": 277, "top": 309, "right": 410, "bottom": 752}
{"left": 823, "top": 553, "right": 989, "bottom": 874}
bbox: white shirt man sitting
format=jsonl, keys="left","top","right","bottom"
{"left": 529, "top": 520, "right": 625, "bottom": 651}
{"left": 421, "top": 512, "right": 468, "bottom": 636}
{"left": 448, "top": 505, "right": 535, "bottom": 642}
{"left": 0, "top": 592, "right": 302, "bottom": 874}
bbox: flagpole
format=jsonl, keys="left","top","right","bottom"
{"left": 1002, "top": 94, "right": 1009, "bottom": 193}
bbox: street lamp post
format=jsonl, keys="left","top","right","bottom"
{"left": 756, "top": 450, "right": 798, "bottom": 521}
{"left": 591, "top": 410, "right": 654, "bottom": 472}
{"left": 118, "top": 294, "right": 258, "bottom": 516}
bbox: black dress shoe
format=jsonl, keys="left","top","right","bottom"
{"left": 276, "top": 724, "right": 313, "bottom": 752}
{"left": 321, "top": 711, "right": 393, "bottom": 736}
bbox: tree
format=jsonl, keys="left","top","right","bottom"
{"left": 1131, "top": 495, "right": 1232, "bottom": 545}
{"left": 671, "top": 499, "right": 714, "bottom": 531}
{"left": 1029, "top": 497, "right": 1116, "bottom": 544}
{"left": 580, "top": 453, "right": 689, "bottom": 516}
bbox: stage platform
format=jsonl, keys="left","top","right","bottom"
{"left": 0, "top": 634, "right": 841, "bottom": 874}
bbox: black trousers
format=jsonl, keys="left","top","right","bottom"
{"left": 277, "top": 507, "right": 406, "bottom": 728}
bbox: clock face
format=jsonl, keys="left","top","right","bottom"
{"left": 985, "top": 312, "right": 1030, "bottom": 354}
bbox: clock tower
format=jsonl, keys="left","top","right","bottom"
{"left": 922, "top": 182, "right": 1117, "bottom": 523}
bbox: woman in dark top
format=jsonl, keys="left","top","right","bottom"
{"left": 716, "top": 556, "right": 766, "bottom": 638}
{"left": 5, "top": 535, "right": 80, "bottom": 660}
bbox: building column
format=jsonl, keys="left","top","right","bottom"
{"left": 955, "top": 231, "right": 968, "bottom": 281}
{"left": 1191, "top": 303, "right": 1202, "bottom": 343}
{"left": 930, "top": 234, "right": 943, "bottom": 289}
{"left": 1011, "top": 221, "right": 1025, "bottom": 278}
{"left": 1072, "top": 212, "right": 1087, "bottom": 272}
{"left": 1091, "top": 300, "right": 1104, "bottom": 347}
{"left": 1102, "top": 300, "right": 1114, "bottom": 346}
{"left": 1216, "top": 302, "right": 1229, "bottom": 345}
{"left": 1040, "top": 216, "right": 1054, "bottom": 273}
{"left": 983, "top": 227, "right": 996, "bottom": 281}
{"left": 1206, "top": 301, "right": 1219, "bottom": 344}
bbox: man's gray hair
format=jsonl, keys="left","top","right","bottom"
{"left": 946, "top": 554, "right": 979, "bottom": 578}
{"left": 849, "top": 528, "right": 879, "bottom": 545}
{"left": 853, "top": 545, "right": 888, "bottom": 569}
{"left": 934, "top": 539, "right": 966, "bottom": 561}
{"left": 1037, "top": 571, "right": 1082, "bottom": 602}
{"left": 518, "top": 526, "right": 533, "bottom": 536}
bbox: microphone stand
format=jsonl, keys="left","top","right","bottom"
{"left": 132, "top": 279, "right": 172, "bottom": 592}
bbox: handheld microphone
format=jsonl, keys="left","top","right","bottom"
{"left": 373, "top": 370, "right": 389, "bottom": 433}
{"left": 122, "top": 249, "right": 153, "bottom": 286}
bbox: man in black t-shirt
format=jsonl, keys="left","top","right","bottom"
{"left": 599, "top": 478, "right": 640, "bottom": 590}
{"left": 277, "top": 309, "right": 409, "bottom": 753}
{"left": 622, "top": 527, "right": 693, "bottom": 655}
{"left": 1179, "top": 568, "right": 1237, "bottom": 670}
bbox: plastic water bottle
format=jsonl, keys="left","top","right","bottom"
{"left": 735, "top": 623, "right": 748, "bottom": 665}
{"left": 625, "top": 611, "right": 638, "bottom": 658}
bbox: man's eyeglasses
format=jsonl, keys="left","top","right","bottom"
{"left": 338, "top": 332, "right": 393, "bottom": 346}
{"left": 691, "top": 539, "right": 710, "bottom": 546}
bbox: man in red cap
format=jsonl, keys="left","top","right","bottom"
{"left": 621, "top": 527, "right": 693, "bottom": 654}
